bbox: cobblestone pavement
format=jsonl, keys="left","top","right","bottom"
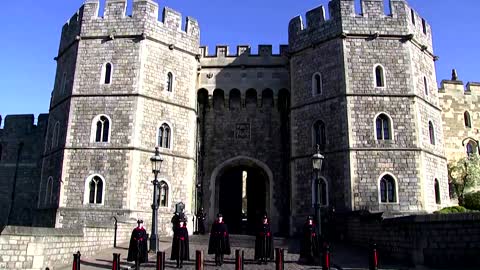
{"left": 57, "top": 235, "right": 425, "bottom": 270}
{"left": 140, "top": 242, "right": 328, "bottom": 270}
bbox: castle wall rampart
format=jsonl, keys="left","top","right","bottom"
{"left": 60, "top": 0, "right": 200, "bottom": 58}
{"left": 0, "top": 114, "right": 48, "bottom": 227}
{"left": 198, "top": 45, "right": 290, "bottom": 100}
{"left": 200, "top": 45, "right": 288, "bottom": 60}
{"left": 50, "top": 0, "right": 200, "bottom": 231}
{"left": 289, "top": 0, "right": 433, "bottom": 57}
{"left": 439, "top": 80, "right": 480, "bottom": 163}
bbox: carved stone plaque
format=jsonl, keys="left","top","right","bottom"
{"left": 235, "top": 123, "right": 250, "bottom": 140}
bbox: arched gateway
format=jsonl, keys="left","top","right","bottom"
{"left": 209, "top": 156, "right": 275, "bottom": 234}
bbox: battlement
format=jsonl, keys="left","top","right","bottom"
{"left": 200, "top": 45, "right": 288, "bottom": 58}
{"left": 0, "top": 114, "right": 49, "bottom": 135}
{"left": 289, "top": 0, "right": 432, "bottom": 52}
{"left": 199, "top": 45, "right": 289, "bottom": 68}
{"left": 58, "top": 0, "right": 200, "bottom": 56}
{"left": 439, "top": 80, "right": 480, "bottom": 95}
{"left": 79, "top": 0, "right": 199, "bottom": 36}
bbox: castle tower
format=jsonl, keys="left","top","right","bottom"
{"left": 196, "top": 45, "right": 291, "bottom": 234}
{"left": 39, "top": 0, "right": 200, "bottom": 233}
{"left": 288, "top": 0, "right": 448, "bottom": 233}
{"left": 439, "top": 78, "right": 480, "bottom": 163}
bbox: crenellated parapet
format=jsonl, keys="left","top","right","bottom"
{"left": 289, "top": 0, "right": 433, "bottom": 53}
{"left": 439, "top": 80, "right": 480, "bottom": 95}
{"left": 57, "top": 0, "right": 200, "bottom": 59}
{"left": 0, "top": 114, "right": 48, "bottom": 136}
{"left": 199, "top": 45, "right": 288, "bottom": 68}
{"left": 288, "top": 2, "right": 342, "bottom": 52}
{"left": 59, "top": 9, "right": 83, "bottom": 55}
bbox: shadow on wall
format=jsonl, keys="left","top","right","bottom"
{"left": 195, "top": 45, "right": 292, "bottom": 236}
{"left": 335, "top": 210, "right": 480, "bottom": 268}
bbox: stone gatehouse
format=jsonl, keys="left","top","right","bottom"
{"left": 0, "top": 0, "right": 454, "bottom": 237}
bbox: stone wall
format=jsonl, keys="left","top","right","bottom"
{"left": 0, "top": 223, "right": 133, "bottom": 270}
{"left": 439, "top": 80, "right": 480, "bottom": 163}
{"left": 341, "top": 212, "right": 480, "bottom": 268}
{"left": 0, "top": 114, "right": 48, "bottom": 227}
{"left": 288, "top": 0, "right": 448, "bottom": 228}
{"left": 197, "top": 46, "right": 291, "bottom": 234}
{"left": 48, "top": 0, "right": 200, "bottom": 234}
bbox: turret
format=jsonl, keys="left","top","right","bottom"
{"left": 289, "top": 0, "right": 432, "bottom": 54}
{"left": 44, "top": 0, "right": 201, "bottom": 233}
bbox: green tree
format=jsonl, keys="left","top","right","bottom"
{"left": 448, "top": 154, "right": 480, "bottom": 206}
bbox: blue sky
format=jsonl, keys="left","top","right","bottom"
{"left": 0, "top": 0, "right": 479, "bottom": 118}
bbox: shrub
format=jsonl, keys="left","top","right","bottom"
{"left": 464, "top": 191, "right": 480, "bottom": 210}
{"left": 435, "top": 206, "right": 468, "bottom": 214}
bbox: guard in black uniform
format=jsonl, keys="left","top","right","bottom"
{"left": 127, "top": 220, "right": 149, "bottom": 263}
{"left": 208, "top": 213, "right": 231, "bottom": 266}
{"left": 300, "top": 216, "right": 320, "bottom": 264}
{"left": 171, "top": 218, "right": 190, "bottom": 268}
{"left": 254, "top": 214, "right": 274, "bottom": 264}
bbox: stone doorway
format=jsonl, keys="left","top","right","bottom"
{"left": 216, "top": 164, "right": 269, "bottom": 235}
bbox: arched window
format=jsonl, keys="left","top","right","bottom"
{"left": 229, "top": 89, "right": 241, "bottom": 110}
{"left": 197, "top": 89, "right": 209, "bottom": 111}
{"left": 424, "top": 76, "right": 429, "bottom": 96}
{"left": 61, "top": 72, "right": 67, "bottom": 94}
{"left": 158, "top": 181, "right": 169, "bottom": 207}
{"left": 434, "top": 179, "right": 441, "bottom": 205}
{"left": 466, "top": 141, "right": 477, "bottom": 156}
{"left": 245, "top": 89, "right": 257, "bottom": 108}
{"left": 85, "top": 175, "right": 104, "bottom": 204}
{"left": 51, "top": 122, "right": 60, "bottom": 150}
{"left": 312, "top": 73, "right": 323, "bottom": 95}
{"left": 102, "top": 63, "right": 112, "bottom": 85}
{"left": 380, "top": 174, "right": 397, "bottom": 203}
{"left": 464, "top": 111, "right": 472, "bottom": 128}
{"left": 313, "top": 120, "right": 326, "bottom": 151}
{"left": 92, "top": 115, "right": 110, "bottom": 143}
{"left": 213, "top": 89, "right": 225, "bottom": 110}
{"left": 375, "top": 114, "right": 391, "bottom": 140}
{"left": 45, "top": 176, "right": 54, "bottom": 206}
{"left": 166, "top": 72, "right": 174, "bottom": 92}
{"left": 278, "top": 89, "right": 290, "bottom": 113}
{"left": 262, "top": 89, "right": 274, "bottom": 108}
{"left": 410, "top": 8, "right": 416, "bottom": 25}
{"left": 429, "top": 121, "right": 435, "bottom": 145}
{"left": 158, "top": 123, "right": 172, "bottom": 149}
{"left": 374, "top": 65, "right": 385, "bottom": 87}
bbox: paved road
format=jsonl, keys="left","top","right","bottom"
{"left": 58, "top": 235, "right": 447, "bottom": 270}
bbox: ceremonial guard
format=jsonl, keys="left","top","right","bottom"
{"left": 300, "top": 216, "right": 320, "bottom": 264}
{"left": 171, "top": 217, "right": 190, "bottom": 268}
{"left": 208, "top": 213, "right": 231, "bottom": 266}
{"left": 127, "top": 220, "right": 149, "bottom": 263}
{"left": 254, "top": 214, "right": 274, "bottom": 264}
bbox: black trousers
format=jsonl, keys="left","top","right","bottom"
{"left": 176, "top": 258, "right": 183, "bottom": 268}
{"left": 214, "top": 253, "right": 224, "bottom": 265}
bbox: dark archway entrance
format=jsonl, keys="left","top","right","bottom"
{"left": 218, "top": 166, "right": 268, "bottom": 235}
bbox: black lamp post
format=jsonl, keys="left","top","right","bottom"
{"left": 311, "top": 145, "right": 324, "bottom": 236}
{"left": 150, "top": 147, "right": 163, "bottom": 253}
